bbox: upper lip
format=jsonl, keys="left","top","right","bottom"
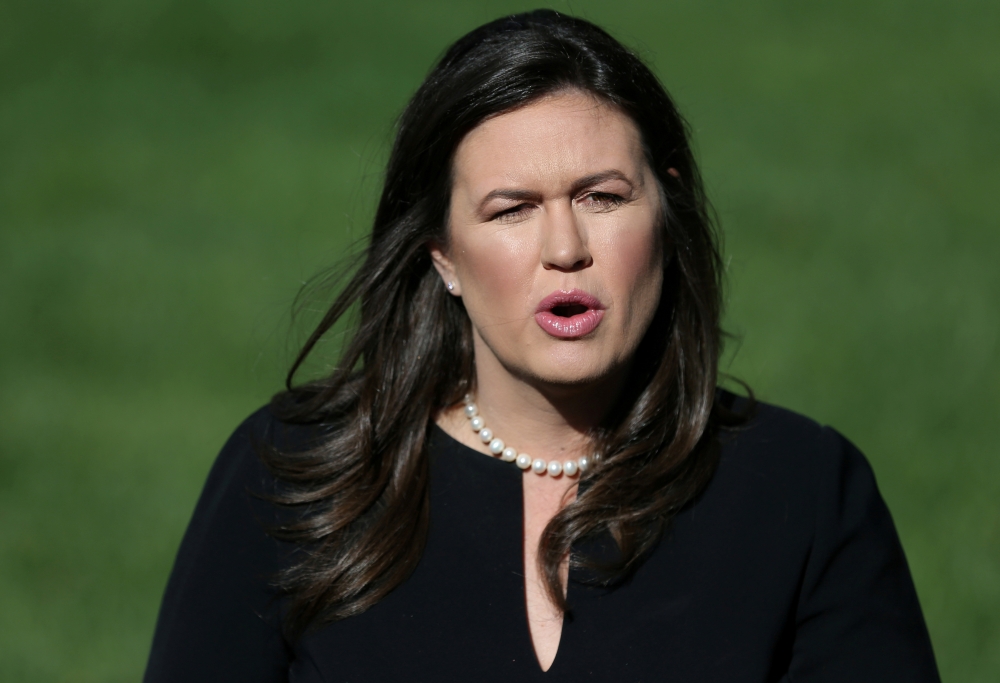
{"left": 535, "top": 289, "right": 606, "bottom": 314}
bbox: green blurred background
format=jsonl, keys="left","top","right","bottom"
{"left": 1, "top": 0, "right": 997, "bottom": 680}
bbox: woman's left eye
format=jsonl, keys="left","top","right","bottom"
{"left": 579, "top": 192, "right": 625, "bottom": 210}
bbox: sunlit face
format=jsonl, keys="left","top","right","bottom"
{"left": 430, "top": 89, "right": 664, "bottom": 388}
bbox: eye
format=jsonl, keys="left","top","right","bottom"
{"left": 579, "top": 192, "right": 625, "bottom": 211}
{"left": 491, "top": 203, "right": 534, "bottom": 223}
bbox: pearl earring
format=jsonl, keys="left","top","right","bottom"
{"left": 446, "top": 281, "right": 455, "bottom": 291}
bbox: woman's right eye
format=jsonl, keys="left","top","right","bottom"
{"left": 492, "top": 204, "right": 532, "bottom": 223}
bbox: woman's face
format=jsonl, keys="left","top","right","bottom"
{"left": 431, "top": 89, "right": 664, "bottom": 388}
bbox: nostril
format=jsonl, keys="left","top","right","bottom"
{"left": 542, "top": 256, "right": 592, "bottom": 273}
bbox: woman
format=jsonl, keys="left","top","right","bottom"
{"left": 145, "top": 10, "right": 939, "bottom": 682}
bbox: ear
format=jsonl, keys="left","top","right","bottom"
{"left": 427, "top": 240, "right": 462, "bottom": 296}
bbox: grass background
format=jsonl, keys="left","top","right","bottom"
{"left": 1, "top": 0, "right": 997, "bottom": 680}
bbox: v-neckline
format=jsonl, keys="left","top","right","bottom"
{"left": 429, "top": 422, "right": 571, "bottom": 674}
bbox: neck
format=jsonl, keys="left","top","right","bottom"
{"left": 465, "top": 342, "right": 628, "bottom": 462}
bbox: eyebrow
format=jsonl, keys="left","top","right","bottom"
{"left": 476, "top": 188, "right": 542, "bottom": 214}
{"left": 569, "top": 169, "right": 639, "bottom": 195}
{"left": 475, "top": 169, "right": 638, "bottom": 215}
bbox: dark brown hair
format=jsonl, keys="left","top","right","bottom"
{"left": 265, "top": 9, "right": 739, "bottom": 637}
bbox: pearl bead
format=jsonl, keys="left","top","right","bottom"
{"left": 463, "top": 395, "right": 597, "bottom": 479}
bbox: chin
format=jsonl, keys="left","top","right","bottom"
{"left": 518, "top": 350, "right": 619, "bottom": 389}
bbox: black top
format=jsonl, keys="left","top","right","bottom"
{"left": 145, "top": 399, "right": 940, "bottom": 682}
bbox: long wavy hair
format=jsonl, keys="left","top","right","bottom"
{"left": 265, "top": 9, "right": 741, "bottom": 637}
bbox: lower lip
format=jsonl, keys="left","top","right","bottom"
{"left": 534, "top": 309, "right": 605, "bottom": 339}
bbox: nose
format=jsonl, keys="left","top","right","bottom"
{"left": 539, "top": 202, "right": 592, "bottom": 272}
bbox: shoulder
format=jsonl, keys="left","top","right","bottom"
{"left": 699, "top": 392, "right": 886, "bottom": 552}
{"left": 709, "top": 397, "right": 939, "bottom": 679}
{"left": 206, "top": 403, "right": 327, "bottom": 497}
{"left": 144, "top": 404, "right": 316, "bottom": 680}
{"left": 720, "top": 392, "right": 839, "bottom": 458}
{"left": 219, "top": 402, "right": 325, "bottom": 460}
{"left": 170, "top": 404, "right": 305, "bottom": 564}
{"left": 714, "top": 392, "right": 872, "bottom": 499}
{"left": 170, "top": 403, "right": 327, "bottom": 581}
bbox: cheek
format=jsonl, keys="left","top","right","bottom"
{"left": 597, "top": 213, "right": 663, "bottom": 321}
{"left": 453, "top": 229, "right": 538, "bottom": 319}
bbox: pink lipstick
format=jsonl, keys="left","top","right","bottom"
{"left": 534, "top": 289, "right": 606, "bottom": 339}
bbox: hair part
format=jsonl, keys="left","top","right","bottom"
{"left": 263, "top": 9, "right": 745, "bottom": 637}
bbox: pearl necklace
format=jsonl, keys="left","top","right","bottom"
{"left": 462, "top": 395, "right": 595, "bottom": 478}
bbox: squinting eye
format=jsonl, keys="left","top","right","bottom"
{"left": 492, "top": 204, "right": 532, "bottom": 223}
{"left": 581, "top": 192, "right": 625, "bottom": 209}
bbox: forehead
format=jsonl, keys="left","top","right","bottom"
{"left": 452, "top": 90, "right": 645, "bottom": 192}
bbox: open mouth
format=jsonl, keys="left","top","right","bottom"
{"left": 534, "top": 289, "right": 606, "bottom": 339}
{"left": 551, "top": 303, "right": 589, "bottom": 318}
